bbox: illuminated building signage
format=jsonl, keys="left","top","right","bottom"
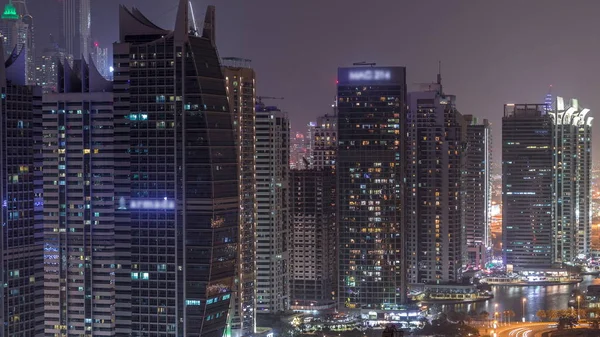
{"left": 348, "top": 69, "right": 391, "bottom": 81}
{"left": 130, "top": 198, "right": 175, "bottom": 210}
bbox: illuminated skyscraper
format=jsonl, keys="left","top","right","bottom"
{"left": 502, "top": 104, "right": 554, "bottom": 269}
{"left": 223, "top": 57, "right": 256, "bottom": 337}
{"left": 92, "top": 42, "right": 110, "bottom": 79}
{"left": 40, "top": 58, "right": 131, "bottom": 336}
{"left": 60, "top": 0, "right": 91, "bottom": 60}
{"left": 503, "top": 99, "right": 593, "bottom": 269}
{"left": 255, "top": 102, "right": 290, "bottom": 313}
{"left": 113, "top": 1, "right": 238, "bottom": 336}
{"left": 463, "top": 115, "right": 491, "bottom": 269}
{"left": 337, "top": 66, "right": 407, "bottom": 311}
{"left": 550, "top": 97, "right": 593, "bottom": 261}
{"left": 0, "top": 42, "right": 42, "bottom": 337}
{"left": 34, "top": 40, "right": 71, "bottom": 93}
{"left": 406, "top": 80, "right": 465, "bottom": 283}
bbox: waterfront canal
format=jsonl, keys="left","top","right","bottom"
{"left": 434, "top": 275, "right": 600, "bottom": 320}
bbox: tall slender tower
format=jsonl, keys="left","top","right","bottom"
{"left": 337, "top": 65, "right": 407, "bottom": 311}
{"left": 551, "top": 97, "right": 593, "bottom": 262}
{"left": 406, "top": 80, "right": 466, "bottom": 284}
{"left": 0, "top": 42, "right": 42, "bottom": 337}
{"left": 60, "top": 0, "right": 91, "bottom": 59}
{"left": 463, "top": 115, "right": 492, "bottom": 269}
{"left": 113, "top": 2, "right": 239, "bottom": 336}
{"left": 255, "top": 103, "right": 290, "bottom": 313}
{"left": 222, "top": 57, "right": 256, "bottom": 337}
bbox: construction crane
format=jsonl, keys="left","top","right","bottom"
{"left": 256, "top": 96, "right": 284, "bottom": 104}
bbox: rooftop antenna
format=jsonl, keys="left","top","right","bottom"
{"left": 353, "top": 61, "right": 376, "bottom": 67}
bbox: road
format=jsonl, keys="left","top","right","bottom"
{"left": 484, "top": 322, "right": 556, "bottom": 337}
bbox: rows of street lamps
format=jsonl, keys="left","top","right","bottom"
{"left": 493, "top": 298, "right": 527, "bottom": 327}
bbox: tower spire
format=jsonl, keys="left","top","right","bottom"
{"left": 202, "top": 5, "right": 216, "bottom": 45}
{"left": 174, "top": 0, "right": 189, "bottom": 42}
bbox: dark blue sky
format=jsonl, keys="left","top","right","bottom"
{"left": 27, "top": 0, "right": 600, "bottom": 162}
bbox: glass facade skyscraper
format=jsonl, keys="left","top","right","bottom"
{"left": 60, "top": 0, "right": 91, "bottom": 60}
{"left": 502, "top": 100, "right": 593, "bottom": 269}
{"left": 113, "top": 2, "right": 238, "bottom": 336}
{"left": 502, "top": 104, "right": 554, "bottom": 269}
{"left": 336, "top": 66, "right": 407, "bottom": 311}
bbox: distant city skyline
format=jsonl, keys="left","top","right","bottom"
{"left": 22, "top": 0, "right": 600, "bottom": 162}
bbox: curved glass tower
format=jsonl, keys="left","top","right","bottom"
{"left": 114, "top": 1, "right": 239, "bottom": 336}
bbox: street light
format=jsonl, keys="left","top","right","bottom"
{"left": 577, "top": 295, "right": 581, "bottom": 320}
{"left": 494, "top": 304, "right": 499, "bottom": 326}
{"left": 522, "top": 298, "right": 527, "bottom": 322}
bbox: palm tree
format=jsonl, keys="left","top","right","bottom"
{"left": 506, "top": 310, "right": 516, "bottom": 324}
{"left": 536, "top": 310, "right": 547, "bottom": 322}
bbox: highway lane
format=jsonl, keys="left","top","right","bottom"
{"left": 485, "top": 322, "right": 555, "bottom": 337}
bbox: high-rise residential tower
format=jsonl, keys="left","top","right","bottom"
{"left": 405, "top": 79, "right": 466, "bottom": 284}
{"left": 463, "top": 115, "right": 491, "bottom": 269}
{"left": 255, "top": 102, "right": 290, "bottom": 313}
{"left": 502, "top": 104, "right": 554, "bottom": 269}
{"left": 337, "top": 66, "right": 407, "bottom": 311}
{"left": 223, "top": 57, "right": 256, "bottom": 337}
{"left": 0, "top": 43, "right": 41, "bottom": 337}
{"left": 60, "top": 0, "right": 91, "bottom": 60}
{"left": 40, "top": 58, "right": 131, "bottom": 336}
{"left": 550, "top": 97, "right": 593, "bottom": 262}
{"left": 290, "top": 168, "right": 336, "bottom": 311}
{"left": 113, "top": 2, "right": 239, "bottom": 336}
{"left": 312, "top": 113, "right": 337, "bottom": 171}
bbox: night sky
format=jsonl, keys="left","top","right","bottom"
{"left": 27, "top": 0, "right": 600, "bottom": 162}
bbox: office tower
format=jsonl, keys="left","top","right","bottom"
{"left": 311, "top": 113, "right": 337, "bottom": 171}
{"left": 551, "top": 97, "right": 593, "bottom": 261}
{"left": 40, "top": 58, "right": 131, "bottom": 336}
{"left": 1, "top": 0, "right": 35, "bottom": 84}
{"left": 463, "top": 115, "right": 491, "bottom": 269}
{"left": 502, "top": 104, "right": 554, "bottom": 269}
{"left": 113, "top": 2, "right": 238, "bottom": 336}
{"left": 222, "top": 57, "right": 256, "bottom": 337}
{"left": 60, "top": 0, "right": 91, "bottom": 60}
{"left": 337, "top": 66, "right": 407, "bottom": 311}
{"left": 290, "top": 168, "right": 336, "bottom": 311}
{"left": 0, "top": 43, "right": 41, "bottom": 336}
{"left": 255, "top": 102, "right": 290, "bottom": 313}
{"left": 406, "top": 79, "right": 465, "bottom": 284}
